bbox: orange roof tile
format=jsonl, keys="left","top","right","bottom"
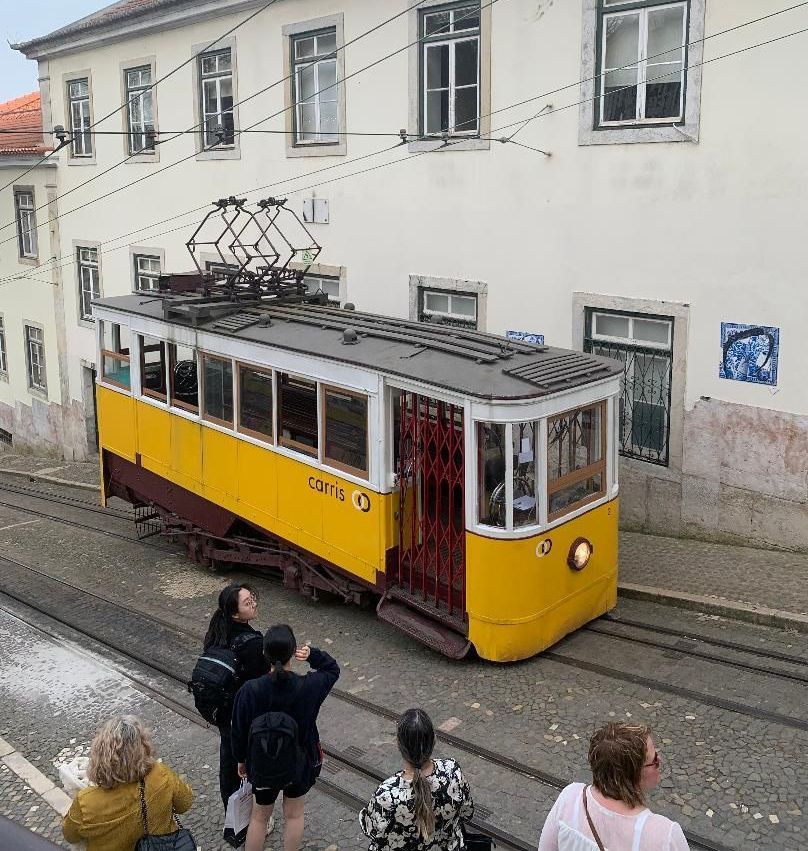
{"left": 0, "top": 92, "right": 49, "bottom": 156}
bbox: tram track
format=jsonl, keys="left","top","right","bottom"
{"left": 0, "top": 550, "right": 738, "bottom": 851}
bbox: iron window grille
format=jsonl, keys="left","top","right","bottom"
{"left": 419, "top": 287, "right": 478, "bottom": 329}
{"left": 67, "top": 79, "right": 92, "bottom": 157}
{"left": 420, "top": 2, "right": 481, "bottom": 137}
{"left": 0, "top": 315, "right": 7, "bottom": 375}
{"left": 596, "top": 0, "right": 689, "bottom": 128}
{"left": 78, "top": 247, "right": 100, "bottom": 321}
{"left": 14, "top": 190, "right": 37, "bottom": 259}
{"left": 134, "top": 254, "right": 161, "bottom": 291}
{"left": 584, "top": 308, "right": 673, "bottom": 466}
{"left": 291, "top": 29, "right": 339, "bottom": 145}
{"left": 24, "top": 325, "right": 46, "bottom": 392}
{"left": 199, "top": 49, "right": 235, "bottom": 147}
{"left": 124, "top": 66, "right": 155, "bottom": 154}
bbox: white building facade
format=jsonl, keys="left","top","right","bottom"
{"left": 11, "top": 0, "right": 808, "bottom": 550}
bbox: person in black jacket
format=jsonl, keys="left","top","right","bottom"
{"left": 203, "top": 583, "right": 268, "bottom": 811}
{"left": 232, "top": 624, "right": 339, "bottom": 851}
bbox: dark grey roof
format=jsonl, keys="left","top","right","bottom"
{"left": 95, "top": 294, "right": 622, "bottom": 401}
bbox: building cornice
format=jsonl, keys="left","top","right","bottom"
{"left": 0, "top": 156, "right": 57, "bottom": 169}
{"left": 14, "top": 0, "right": 276, "bottom": 61}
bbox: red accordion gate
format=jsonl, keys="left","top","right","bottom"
{"left": 392, "top": 391, "right": 466, "bottom": 619}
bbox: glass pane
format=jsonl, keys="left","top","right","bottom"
{"left": 299, "top": 64, "right": 317, "bottom": 101}
{"left": 548, "top": 405, "right": 603, "bottom": 481}
{"left": 203, "top": 356, "right": 233, "bottom": 424}
{"left": 295, "top": 37, "right": 315, "bottom": 59}
{"left": 319, "top": 100, "right": 338, "bottom": 138}
{"left": 219, "top": 77, "right": 233, "bottom": 111}
{"left": 478, "top": 422, "right": 506, "bottom": 527}
{"left": 319, "top": 59, "right": 337, "bottom": 96}
{"left": 426, "top": 90, "right": 449, "bottom": 135}
{"left": 633, "top": 318, "right": 670, "bottom": 345}
{"left": 317, "top": 31, "right": 337, "bottom": 56}
{"left": 644, "top": 68, "right": 682, "bottom": 119}
{"left": 603, "top": 73, "right": 638, "bottom": 122}
{"left": 324, "top": 389, "right": 368, "bottom": 474}
{"left": 239, "top": 366, "right": 273, "bottom": 439}
{"left": 278, "top": 373, "right": 318, "bottom": 455}
{"left": 450, "top": 295, "right": 476, "bottom": 318}
{"left": 170, "top": 344, "right": 198, "bottom": 411}
{"left": 140, "top": 336, "right": 166, "bottom": 398}
{"left": 512, "top": 422, "right": 537, "bottom": 528}
{"left": 454, "top": 86, "right": 478, "bottom": 132}
{"left": 204, "top": 79, "right": 219, "bottom": 112}
{"left": 549, "top": 474, "right": 603, "bottom": 517}
{"left": 648, "top": 5, "right": 685, "bottom": 63}
{"left": 595, "top": 314, "right": 630, "bottom": 338}
{"left": 299, "top": 102, "right": 317, "bottom": 139}
{"left": 604, "top": 13, "right": 640, "bottom": 69}
{"left": 424, "top": 11, "right": 450, "bottom": 36}
{"left": 424, "top": 292, "right": 449, "bottom": 313}
{"left": 455, "top": 39, "right": 478, "bottom": 87}
{"left": 454, "top": 6, "right": 480, "bottom": 31}
{"left": 201, "top": 55, "right": 217, "bottom": 74}
{"left": 103, "top": 354, "right": 130, "bottom": 389}
{"left": 217, "top": 51, "right": 232, "bottom": 72}
{"left": 426, "top": 44, "right": 450, "bottom": 89}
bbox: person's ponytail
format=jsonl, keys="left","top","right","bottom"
{"left": 264, "top": 625, "right": 296, "bottom": 682}
{"left": 411, "top": 765, "right": 435, "bottom": 841}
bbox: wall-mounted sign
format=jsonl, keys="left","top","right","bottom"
{"left": 507, "top": 330, "right": 545, "bottom": 346}
{"left": 719, "top": 322, "right": 779, "bottom": 386}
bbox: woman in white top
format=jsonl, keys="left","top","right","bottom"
{"left": 538, "top": 722, "right": 689, "bottom": 851}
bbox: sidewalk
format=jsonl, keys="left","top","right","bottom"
{"left": 2, "top": 450, "right": 807, "bottom": 633}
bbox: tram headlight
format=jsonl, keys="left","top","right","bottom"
{"left": 568, "top": 537, "right": 593, "bottom": 571}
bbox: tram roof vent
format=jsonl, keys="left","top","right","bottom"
{"left": 503, "top": 352, "right": 615, "bottom": 392}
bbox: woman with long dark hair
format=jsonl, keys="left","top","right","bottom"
{"left": 203, "top": 583, "right": 268, "bottom": 812}
{"left": 231, "top": 624, "right": 339, "bottom": 851}
{"left": 359, "top": 708, "right": 474, "bottom": 850}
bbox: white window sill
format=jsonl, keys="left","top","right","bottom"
{"left": 408, "top": 136, "right": 490, "bottom": 153}
{"left": 286, "top": 141, "right": 346, "bottom": 158}
{"left": 27, "top": 386, "right": 48, "bottom": 401}
{"left": 196, "top": 147, "right": 241, "bottom": 161}
{"left": 18, "top": 256, "right": 39, "bottom": 267}
{"left": 68, "top": 157, "right": 97, "bottom": 166}
{"left": 579, "top": 122, "right": 699, "bottom": 146}
{"left": 125, "top": 151, "right": 160, "bottom": 164}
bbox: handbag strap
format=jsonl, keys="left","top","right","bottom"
{"left": 582, "top": 786, "right": 607, "bottom": 851}
{"left": 138, "top": 776, "right": 183, "bottom": 835}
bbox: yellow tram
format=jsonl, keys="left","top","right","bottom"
{"left": 92, "top": 201, "right": 622, "bottom": 662}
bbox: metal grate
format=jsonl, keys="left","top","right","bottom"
{"left": 211, "top": 310, "right": 263, "bottom": 332}
{"left": 584, "top": 338, "right": 672, "bottom": 466}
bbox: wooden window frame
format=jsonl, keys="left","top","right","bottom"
{"left": 168, "top": 342, "right": 199, "bottom": 414}
{"left": 200, "top": 351, "right": 234, "bottom": 428}
{"left": 276, "top": 371, "right": 318, "bottom": 458}
{"left": 138, "top": 335, "right": 167, "bottom": 403}
{"left": 547, "top": 400, "right": 607, "bottom": 522}
{"left": 321, "top": 384, "right": 369, "bottom": 478}
{"left": 99, "top": 322, "right": 131, "bottom": 392}
{"left": 236, "top": 361, "right": 274, "bottom": 444}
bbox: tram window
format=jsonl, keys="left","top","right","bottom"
{"left": 139, "top": 335, "right": 167, "bottom": 401}
{"left": 478, "top": 422, "right": 506, "bottom": 527}
{"left": 323, "top": 387, "right": 368, "bottom": 477}
{"left": 547, "top": 402, "right": 606, "bottom": 520}
{"left": 277, "top": 372, "right": 317, "bottom": 457}
{"left": 238, "top": 364, "right": 273, "bottom": 442}
{"left": 168, "top": 343, "right": 199, "bottom": 413}
{"left": 100, "top": 322, "right": 131, "bottom": 390}
{"left": 201, "top": 353, "right": 233, "bottom": 426}
{"left": 512, "top": 421, "right": 537, "bottom": 527}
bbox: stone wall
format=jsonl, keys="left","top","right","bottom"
{"left": 0, "top": 396, "right": 92, "bottom": 461}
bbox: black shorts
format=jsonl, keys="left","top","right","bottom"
{"left": 253, "top": 776, "right": 315, "bottom": 805}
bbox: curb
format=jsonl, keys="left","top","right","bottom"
{"left": 0, "top": 736, "right": 72, "bottom": 817}
{"left": 0, "top": 467, "right": 100, "bottom": 493}
{"left": 618, "top": 582, "right": 808, "bottom": 634}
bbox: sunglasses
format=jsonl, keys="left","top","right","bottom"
{"left": 643, "top": 751, "right": 661, "bottom": 769}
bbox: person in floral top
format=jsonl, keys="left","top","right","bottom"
{"left": 359, "top": 708, "right": 474, "bottom": 850}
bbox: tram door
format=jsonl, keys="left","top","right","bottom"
{"left": 392, "top": 391, "right": 466, "bottom": 619}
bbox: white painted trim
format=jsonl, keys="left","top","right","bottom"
{"left": 191, "top": 35, "right": 241, "bottom": 161}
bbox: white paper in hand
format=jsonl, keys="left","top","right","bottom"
{"left": 223, "top": 780, "right": 253, "bottom": 848}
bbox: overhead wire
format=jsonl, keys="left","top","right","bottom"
{"left": 1, "top": 3, "right": 807, "bottom": 289}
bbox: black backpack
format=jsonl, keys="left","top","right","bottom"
{"left": 188, "top": 633, "right": 261, "bottom": 726}
{"left": 247, "top": 678, "right": 307, "bottom": 789}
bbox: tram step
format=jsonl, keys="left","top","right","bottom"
{"left": 377, "top": 597, "right": 471, "bottom": 660}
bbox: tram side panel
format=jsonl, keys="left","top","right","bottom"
{"left": 465, "top": 499, "right": 619, "bottom": 662}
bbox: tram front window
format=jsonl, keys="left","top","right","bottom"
{"left": 478, "top": 422, "right": 506, "bottom": 527}
{"left": 512, "top": 421, "right": 537, "bottom": 527}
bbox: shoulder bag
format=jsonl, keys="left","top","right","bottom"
{"left": 134, "top": 778, "right": 197, "bottom": 851}
{"left": 581, "top": 786, "right": 607, "bottom": 851}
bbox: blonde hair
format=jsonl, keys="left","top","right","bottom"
{"left": 86, "top": 715, "right": 156, "bottom": 789}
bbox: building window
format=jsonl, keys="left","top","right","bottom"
{"left": 420, "top": 2, "right": 480, "bottom": 137}
{"left": 168, "top": 343, "right": 199, "bottom": 413}
{"left": 100, "top": 321, "right": 131, "bottom": 391}
{"left": 14, "top": 190, "right": 37, "bottom": 259}
{"left": 323, "top": 387, "right": 368, "bottom": 477}
{"left": 419, "top": 287, "right": 477, "bottom": 328}
{"left": 78, "top": 247, "right": 100, "bottom": 321}
{"left": 277, "top": 372, "right": 317, "bottom": 457}
{"left": 199, "top": 50, "right": 234, "bottom": 148}
{"left": 547, "top": 402, "right": 607, "bottom": 520}
{"left": 139, "top": 334, "right": 167, "bottom": 402}
{"left": 291, "top": 29, "right": 338, "bottom": 145}
{"left": 134, "top": 254, "right": 161, "bottom": 291}
{"left": 124, "top": 66, "right": 155, "bottom": 154}
{"left": 201, "top": 353, "right": 234, "bottom": 426}
{"left": 67, "top": 79, "right": 93, "bottom": 157}
{"left": 24, "top": 325, "right": 46, "bottom": 392}
{"left": 598, "top": 1, "right": 688, "bottom": 127}
{"left": 0, "top": 315, "right": 7, "bottom": 376}
{"left": 238, "top": 364, "right": 273, "bottom": 442}
{"left": 584, "top": 309, "right": 673, "bottom": 465}
{"left": 304, "top": 274, "right": 340, "bottom": 304}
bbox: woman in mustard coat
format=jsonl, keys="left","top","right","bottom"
{"left": 63, "top": 715, "right": 192, "bottom": 851}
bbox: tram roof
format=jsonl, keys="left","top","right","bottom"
{"left": 95, "top": 294, "right": 623, "bottom": 401}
